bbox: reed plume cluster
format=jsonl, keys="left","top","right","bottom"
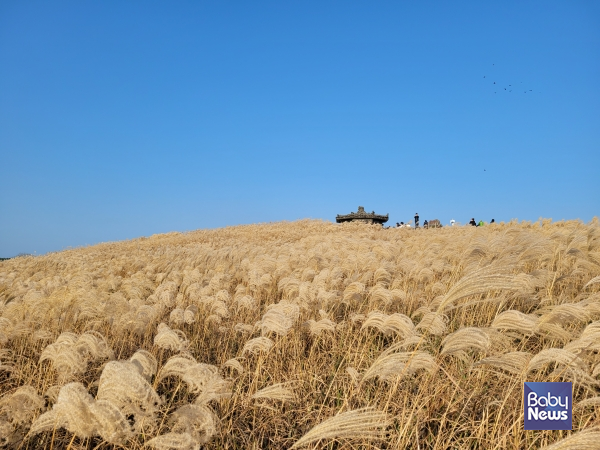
{"left": 0, "top": 217, "right": 599, "bottom": 448}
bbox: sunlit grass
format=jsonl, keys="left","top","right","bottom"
{"left": 0, "top": 218, "right": 599, "bottom": 448}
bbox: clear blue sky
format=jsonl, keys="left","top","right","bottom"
{"left": 1, "top": 1, "right": 599, "bottom": 256}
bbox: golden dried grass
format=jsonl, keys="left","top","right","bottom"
{"left": 0, "top": 218, "right": 598, "bottom": 448}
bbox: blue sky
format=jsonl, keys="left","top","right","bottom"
{"left": 1, "top": 1, "right": 599, "bottom": 256}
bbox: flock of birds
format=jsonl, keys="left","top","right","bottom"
{"left": 485, "top": 63, "right": 536, "bottom": 95}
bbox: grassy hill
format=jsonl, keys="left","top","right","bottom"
{"left": 0, "top": 219, "right": 599, "bottom": 449}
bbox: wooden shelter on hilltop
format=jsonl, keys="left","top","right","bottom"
{"left": 336, "top": 206, "right": 389, "bottom": 225}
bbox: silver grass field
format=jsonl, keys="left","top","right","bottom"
{"left": 0, "top": 219, "right": 600, "bottom": 449}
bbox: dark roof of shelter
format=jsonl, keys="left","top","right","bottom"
{"left": 336, "top": 206, "right": 389, "bottom": 223}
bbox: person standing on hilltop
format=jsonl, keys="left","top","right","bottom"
{"left": 414, "top": 213, "right": 420, "bottom": 228}
{"left": 469, "top": 218, "right": 477, "bottom": 226}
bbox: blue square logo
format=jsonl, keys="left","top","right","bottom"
{"left": 524, "top": 382, "right": 572, "bottom": 430}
